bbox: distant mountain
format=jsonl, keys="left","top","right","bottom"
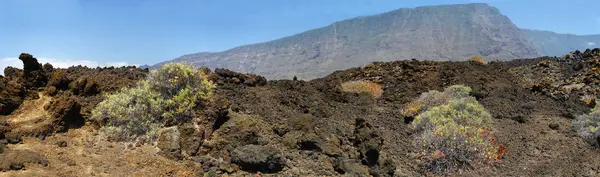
{"left": 153, "top": 3, "right": 540, "bottom": 80}
{"left": 521, "top": 29, "right": 600, "bottom": 57}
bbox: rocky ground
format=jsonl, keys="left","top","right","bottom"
{"left": 1, "top": 49, "right": 600, "bottom": 176}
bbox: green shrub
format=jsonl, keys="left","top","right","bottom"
{"left": 91, "top": 81, "right": 163, "bottom": 141}
{"left": 412, "top": 97, "right": 492, "bottom": 131}
{"left": 411, "top": 85, "right": 505, "bottom": 174}
{"left": 573, "top": 101, "right": 600, "bottom": 147}
{"left": 149, "top": 62, "right": 215, "bottom": 123}
{"left": 443, "top": 85, "right": 472, "bottom": 99}
{"left": 91, "top": 62, "right": 215, "bottom": 142}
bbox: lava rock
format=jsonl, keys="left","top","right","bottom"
{"left": 353, "top": 118, "right": 383, "bottom": 166}
{"left": 178, "top": 123, "right": 203, "bottom": 156}
{"left": 3, "top": 67, "right": 23, "bottom": 79}
{"left": 549, "top": 123, "right": 560, "bottom": 130}
{"left": 157, "top": 126, "right": 182, "bottom": 160}
{"left": 44, "top": 95, "right": 84, "bottom": 132}
{"left": 333, "top": 157, "right": 370, "bottom": 176}
{"left": 18, "top": 53, "right": 48, "bottom": 88}
{"left": 572, "top": 62, "right": 584, "bottom": 71}
{"left": 57, "top": 140, "right": 68, "bottom": 147}
{"left": 43, "top": 63, "right": 54, "bottom": 72}
{"left": 231, "top": 145, "right": 284, "bottom": 173}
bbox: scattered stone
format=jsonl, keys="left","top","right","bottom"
{"left": 333, "top": 157, "right": 370, "bottom": 176}
{"left": 9, "top": 163, "right": 24, "bottom": 170}
{"left": 231, "top": 145, "right": 284, "bottom": 173}
{"left": 40, "top": 160, "right": 48, "bottom": 167}
{"left": 57, "top": 140, "right": 68, "bottom": 147}
{"left": 0, "top": 149, "right": 43, "bottom": 171}
{"left": 549, "top": 123, "right": 560, "bottom": 130}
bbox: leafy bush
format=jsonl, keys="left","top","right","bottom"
{"left": 149, "top": 62, "right": 215, "bottom": 123}
{"left": 573, "top": 101, "right": 600, "bottom": 147}
{"left": 91, "top": 63, "right": 215, "bottom": 141}
{"left": 468, "top": 56, "right": 487, "bottom": 64}
{"left": 411, "top": 85, "right": 506, "bottom": 174}
{"left": 412, "top": 97, "right": 492, "bottom": 131}
{"left": 340, "top": 80, "right": 383, "bottom": 98}
{"left": 443, "top": 85, "right": 472, "bottom": 99}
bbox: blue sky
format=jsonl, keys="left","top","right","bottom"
{"left": 1, "top": 0, "right": 599, "bottom": 69}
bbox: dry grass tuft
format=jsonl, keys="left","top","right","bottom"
{"left": 341, "top": 80, "right": 383, "bottom": 98}
{"left": 468, "top": 56, "right": 487, "bottom": 64}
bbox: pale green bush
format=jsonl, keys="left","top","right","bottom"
{"left": 443, "top": 85, "right": 472, "bottom": 99}
{"left": 91, "top": 63, "right": 215, "bottom": 141}
{"left": 412, "top": 97, "right": 492, "bottom": 131}
{"left": 148, "top": 62, "right": 215, "bottom": 123}
{"left": 411, "top": 85, "right": 505, "bottom": 174}
{"left": 573, "top": 101, "right": 600, "bottom": 147}
{"left": 91, "top": 81, "right": 163, "bottom": 141}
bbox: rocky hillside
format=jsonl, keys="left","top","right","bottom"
{"left": 153, "top": 3, "right": 540, "bottom": 80}
{"left": 522, "top": 29, "right": 600, "bottom": 57}
{"left": 2, "top": 49, "right": 600, "bottom": 176}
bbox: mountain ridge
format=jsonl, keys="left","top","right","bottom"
{"left": 153, "top": 3, "right": 541, "bottom": 80}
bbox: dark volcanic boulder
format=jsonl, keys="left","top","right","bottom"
{"left": 3, "top": 67, "right": 23, "bottom": 79}
{"left": 231, "top": 145, "right": 284, "bottom": 173}
{"left": 18, "top": 53, "right": 48, "bottom": 88}
{"left": 44, "top": 95, "right": 84, "bottom": 132}
{"left": 353, "top": 118, "right": 383, "bottom": 166}
{"left": 0, "top": 78, "right": 25, "bottom": 115}
{"left": 213, "top": 68, "right": 267, "bottom": 87}
{"left": 157, "top": 127, "right": 183, "bottom": 160}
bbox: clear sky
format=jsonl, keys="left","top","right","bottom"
{"left": 1, "top": 0, "right": 599, "bottom": 69}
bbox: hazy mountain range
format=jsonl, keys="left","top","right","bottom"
{"left": 521, "top": 29, "right": 600, "bottom": 57}
{"left": 153, "top": 3, "right": 599, "bottom": 80}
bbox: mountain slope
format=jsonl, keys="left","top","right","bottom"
{"left": 154, "top": 3, "right": 540, "bottom": 80}
{"left": 521, "top": 29, "right": 600, "bottom": 57}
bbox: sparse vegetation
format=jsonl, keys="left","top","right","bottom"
{"left": 468, "top": 55, "right": 487, "bottom": 64}
{"left": 411, "top": 85, "right": 506, "bottom": 174}
{"left": 573, "top": 100, "right": 600, "bottom": 147}
{"left": 91, "top": 62, "right": 215, "bottom": 141}
{"left": 341, "top": 80, "right": 383, "bottom": 98}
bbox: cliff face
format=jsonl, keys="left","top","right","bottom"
{"left": 155, "top": 3, "right": 540, "bottom": 80}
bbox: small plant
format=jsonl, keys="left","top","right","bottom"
{"left": 468, "top": 56, "right": 487, "bottom": 64}
{"left": 573, "top": 100, "right": 600, "bottom": 147}
{"left": 401, "top": 84, "right": 471, "bottom": 118}
{"left": 401, "top": 90, "right": 451, "bottom": 117}
{"left": 341, "top": 80, "right": 383, "bottom": 98}
{"left": 581, "top": 95, "right": 597, "bottom": 106}
{"left": 443, "top": 85, "right": 472, "bottom": 99}
{"left": 410, "top": 85, "right": 505, "bottom": 174}
{"left": 91, "top": 62, "right": 215, "bottom": 142}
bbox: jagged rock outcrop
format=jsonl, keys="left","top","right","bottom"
{"left": 18, "top": 53, "right": 48, "bottom": 88}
